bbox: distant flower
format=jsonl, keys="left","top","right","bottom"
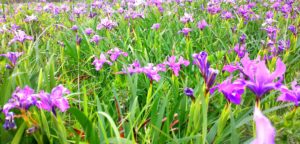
{"left": 9, "top": 30, "right": 33, "bottom": 45}
{"left": 97, "top": 17, "right": 117, "bottom": 30}
{"left": 265, "top": 11, "right": 274, "bottom": 19}
{"left": 264, "top": 26, "right": 278, "bottom": 40}
{"left": 85, "top": 28, "right": 94, "bottom": 36}
{"left": 24, "top": 15, "right": 37, "bottom": 22}
{"left": 142, "top": 63, "right": 165, "bottom": 82}
{"left": 151, "top": 23, "right": 160, "bottom": 30}
{"left": 90, "top": 35, "right": 103, "bottom": 44}
{"left": 193, "top": 51, "right": 218, "bottom": 90}
{"left": 239, "top": 34, "right": 246, "bottom": 43}
{"left": 92, "top": 53, "right": 112, "bottom": 71}
{"left": 3, "top": 112, "right": 17, "bottom": 130}
{"left": 207, "top": 2, "right": 221, "bottom": 15}
{"left": 0, "top": 52, "right": 23, "bottom": 67}
{"left": 281, "top": 4, "right": 292, "bottom": 14}
{"left": 277, "top": 40, "right": 290, "bottom": 52}
{"left": 233, "top": 43, "right": 247, "bottom": 58}
{"left": 211, "top": 77, "right": 245, "bottom": 105}
{"left": 88, "top": 12, "right": 97, "bottom": 18}
{"left": 197, "top": 20, "right": 208, "bottom": 30}
{"left": 36, "top": 85, "right": 70, "bottom": 114}
{"left": 221, "top": 11, "right": 234, "bottom": 19}
{"left": 178, "top": 28, "right": 192, "bottom": 36}
{"left": 164, "top": 56, "right": 189, "bottom": 76}
{"left": 76, "top": 34, "right": 82, "bottom": 45}
{"left": 288, "top": 25, "right": 297, "bottom": 35}
{"left": 106, "top": 47, "right": 128, "bottom": 61}
{"left": 251, "top": 107, "right": 276, "bottom": 144}
{"left": 184, "top": 87, "right": 195, "bottom": 101}
{"left": 122, "top": 60, "right": 143, "bottom": 74}
{"left": 71, "top": 25, "right": 78, "bottom": 31}
{"left": 2, "top": 86, "right": 36, "bottom": 115}
{"left": 92, "top": 0, "right": 103, "bottom": 9}
{"left": 180, "top": 13, "right": 194, "bottom": 24}
{"left": 277, "top": 80, "right": 300, "bottom": 106}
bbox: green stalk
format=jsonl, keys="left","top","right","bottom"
{"left": 202, "top": 85, "right": 209, "bottom": 144}
{"left": 146, "top": 81, "right": 153, "bottom": 106}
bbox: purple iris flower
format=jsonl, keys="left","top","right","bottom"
{"left": 0, "top": 52, "right": 23, "bottom": 67}
{"left": 193, "top": 51, "right": 218, "bottom": 90}
{"left": 197, "top": 20, "right": 208, "bottom": 30}
{"left": 151, "top": 23, "right": 160, "bottom": 30}
{"left": 164, "top": 56, "right": 190, "bottom": 76}
{"left": 288, "top": 25, "right": 297, "bottom": 35}
{"left": 251, "top": 107, "right": 276, "bottom": 144}
{"left": 221, "top": 11, "right": 234, "bottom": 20}
{"left": 210, "top": 77, "right": 245, "bottom": 105}
{"left": 97, "top": 17, "right": 117, "bottom": 30}
{"left": 180, "top": 13, "right": 194, "bottom": 24}
{"left": 92, "top": 53, "right": 112, "bottom": 71}
{"left": 2, "top": 86, "right": 36, "bottom": 115}
{"left": 265, "top": 11, "right": 274, "bottom": 19}
{"left": 184, "top": 87, "right": 195, "bottom": 101}
{"left": 106, "top": 47, "right": 128, "bottom": 61}
{"left": 142, "top": 63, "right": 166, "bottom": 82}
{"left": 264, "top": 26, "right": 278, "bottom": 40}
{"left": 233, "top": 43, "right": 247, "bottom": 58}
{"left": 24, "top": 15, "right": 38, "bottom": 22}
{"left": 71, "top": 25, "right": 78, "bottom": 32}
{"left": 207, "top": 2, "right": 221, "bottom": 15}
{"left": 36, "top": 85, "right": 70, "bottom": 114}
{"left": 178, "top": 28, "right": 192, "bottom": 36}
{"left": 122, "top": 60, "right": 143, "bottom": 75}
{"left": 277, "top": 80, "right": 300, "bottom": 106}
{"left": 3, "top": 112, "right": 17, "bottom": 130}
{"left": 277, "top": 40, "right": 290, "bottom": 52}
{"left": 9, "top": 30, "right": 33, "bottom": 45}
{"left": 226, "top": 54, "right": 286, "bottom": 98}
{"left": 90, "top": 35, "right": 103, "bottom": 44}
{"left": 84, "top": 28, "right": 94, "bottom": 36}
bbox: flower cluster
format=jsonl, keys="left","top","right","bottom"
{"left": 2, "top": 85, "right": 70, "bottom": 130}
{"left": 92, "top": 47, "right": 127, "bottom": 71}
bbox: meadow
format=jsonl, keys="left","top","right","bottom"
{"left": 0, "top": 0, "right": 299, "bottom": 143}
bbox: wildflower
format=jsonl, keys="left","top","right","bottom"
{"left": 142, "top": 63, "right": 165, "bottom": 82}
{"left": 233, "top": 43, "right": 247, "bottom": 58}
{"left": 107, "top": 47, "right": 128, "bottom": 61}
{"left": 251, "top": 107, "right": 276, "bottom": 144}
{"left": 211, "top": 77, "right": 244, "bottom": 105}
{"left": 178, "top": 28, "right": 192, "bottom": 36}
{"left": 71, "top": 25, "right": 78, "bottom": 32}
{"left": 36, "top": 85, "right": 70, "bottom": 114}
{"left": 207, "top": 2, "right": 221, "bottom": 15}
{"left": 2, "top": 86, "right": 36, "bottom": 115}
{"left": 197, "top": 20, "right": 208, "bottom": 30}
{"left": 24, "top": 15, "right": 38, "bottom": 22}
{"left": 0, "top": 52, "right": 23, "bottom": 67}
{"left": 164, "top": 56, "right": 189, "bottom": 76}
{"left": 97, "top": 17, "right": 117, "bottom": 30}
{"left": 85, "top": 28, "right": 94, "bottom": 36}
{"left": 92, "top": 53, "right": 112, "bottom": 71}
{"left": 180, "top": 13, "right": 194, "bottom": 24}
{"left": 122, "top": 60, "right": 143, "bottom": 75}
{"left": 288, "top": 25, "right": 297, "bottom": 35}
{"left": 9, "top": 30, "right": 33, "bottom": 45}
{"left": 228, "top": 54, "right": 286, "bottom": 98}
{"left": 151, "top": 23, "right": 160, "bottom": 30}
{"left": 264, "top": 26, "right": 278, "bottom": 40}
{"left": 277, "top": 80, "right": 300, "bottom": 106}
{"left": 3, "top": 112, "right": 17, "bottom": 130}
{"left": 184, "top": 87, "right": 195, "bottom": 101}
{"left": 193, "top": 51, "right": 218, "bottom": 90}
{"left": 221, "top": 11, "right": 234, "bottom": 19}
{"left": 76, "top": 34, "right": 82, "bottom": 46}
{"left": 277, "top": 40, "right": 290, "bottom": 52}
{"left": 90, "top": 35, "right": 103, "bottom": 44}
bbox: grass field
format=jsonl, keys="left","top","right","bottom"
{"left": 0, "top": 0, "right": 299, "bottom": 143}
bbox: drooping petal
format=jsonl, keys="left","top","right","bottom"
{"left": 251, "top": 107, "right": 276, "bottom": 144}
